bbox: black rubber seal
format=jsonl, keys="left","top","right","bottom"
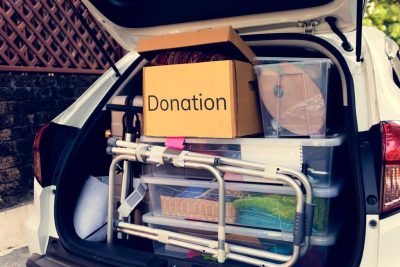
{"left": 293, "top": 212, "right": 305, "bottom": 246}
{"left": 305, "top": 203, "right": 315, "bottom": 237}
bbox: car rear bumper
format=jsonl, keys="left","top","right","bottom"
{"left": 29, "top": 213, "right": 400, "bottom": 267}
{"left": 360, "top": 213, "right": 400, "bottom": 267}
{"left": 26, "top": 253, "right": 108, "bottom": 267}
{"left": 378, "top": 212, "right": 400, "bottom": 266}
{"left": 26, "top": 237, "right": 110, "bottom": 267}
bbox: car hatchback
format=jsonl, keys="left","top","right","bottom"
{"left": 26, "top": 0, "right": 400, "bottom": 266}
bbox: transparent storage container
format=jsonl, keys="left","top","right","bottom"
{"left": 141, "top": 135, "right": 345, "bottom": 187}
{"left": 144, "top": 143, "right": 241, "bottom": 181}
{"left": 143, "top": 213, "right": 339, "bottom": 267}
{"left": 254, "top": 57, "right": 332, "bottom": 138}
{"left": 142, "top": 177, "right": 341, "bottom": 236}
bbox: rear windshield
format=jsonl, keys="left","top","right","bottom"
{"left": 89, "top": 0, "right": 333, "bottom": 28}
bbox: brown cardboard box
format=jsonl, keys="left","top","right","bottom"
{"left": 139, "top": 26, "right": 262, "bottom": 138}
{"left": 137, "top": 26, "right": 256, "bottom": 65}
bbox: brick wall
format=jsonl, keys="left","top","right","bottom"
{"left": 0, "top": 73, "right": 99, "bottom": 210}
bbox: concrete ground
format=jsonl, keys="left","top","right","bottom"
{"left": 0, "top": 246, "right": 29, "bottom": 267}
{"left": 0, "top": 203, "right": 33, "bottom": 252}
{"left": 0, "top": 202, "right": 33, "bottom": 267}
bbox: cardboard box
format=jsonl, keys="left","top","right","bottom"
{"left": 137, "top": 26, "right": 256, "bottom": 65}
{"left": 139, "top": 27, "right": 262, "bottom": 138}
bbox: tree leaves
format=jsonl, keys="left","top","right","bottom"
{"left": 364, "top": 0, "right": 400, "bottom": 44}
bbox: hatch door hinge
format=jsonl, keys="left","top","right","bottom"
{"left": 298, "top": 20, "right": 320, "bottom": 35}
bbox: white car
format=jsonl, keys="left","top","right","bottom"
{"left": 26, "top": 0, "right": 400, "bottom": 266}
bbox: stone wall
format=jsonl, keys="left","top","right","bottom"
{"left": 0, "top": 73, "right": 99, "bottom": 210}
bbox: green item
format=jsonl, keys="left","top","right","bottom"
{"left": 201, "top": 253, "right": 218, "bottom": 261}
{"left": 233, "top": 195, "right": 328, "bottom": 233}
{"left": 233, "top": 195, "right": 296, "bottom": 221}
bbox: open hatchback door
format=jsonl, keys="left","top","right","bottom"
{"left": 28, "top": 0, "right": 375, "bottom": 267}
{"left": 83, "top": 0, "right": 360, "bottom": 51}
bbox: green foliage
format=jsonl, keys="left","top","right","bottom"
{"left": 363, "top": 0, "right": 400, "bottom": 44}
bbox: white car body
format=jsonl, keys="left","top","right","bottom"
{"left": 26, "top": 0, "right": 400, "bottom": 265}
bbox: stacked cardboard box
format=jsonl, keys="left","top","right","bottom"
{"left": 138, "top": 26, "right": 262, "bottom": 138}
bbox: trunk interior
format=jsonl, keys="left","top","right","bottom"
{"left": 54, "top": 36, "right": 362, "bottom": 267}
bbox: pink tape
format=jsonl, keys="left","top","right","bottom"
{"left": 165, "top": 137, "right": 185, "bottom": 150}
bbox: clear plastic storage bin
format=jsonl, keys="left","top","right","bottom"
{"left": 143, "top": 213, "right": 339, "bottom": 267}
{"left": 141, "top": 135, "right": 345, "bottom": 188}
{"left": 143, "top": 177, "right": 341, "bottom": 236}
{"left": 254, "top": 57, "right": 332, "bottom": 138}
{"left": 143, "top": 142, "right": 241, "bottom": 181}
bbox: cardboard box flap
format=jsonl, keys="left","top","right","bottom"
{"left": 137, "top": 26, "right": 255, "bottom": 64}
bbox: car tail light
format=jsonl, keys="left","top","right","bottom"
{"left": 33, "top": 123, "right": 50, "bottom": 185}
{"left": 381, "top": 121, "right": 400, "bottom": 213}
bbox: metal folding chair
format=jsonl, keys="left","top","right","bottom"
{"left": 106, "top": 137, "right": 314, "bottom": 267}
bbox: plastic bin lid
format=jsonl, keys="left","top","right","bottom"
{"left": 140, "top": 134, "right": 345, "bottom": 147}
{"left": 253, "top": 57, "right": 333, "bottom": 73}
{"left": 254, "top": 57, "right": 333, "bottom": 64}
{"left": 142, "top": 213, "right": 339, "bottom": 246}
{"left": 141, "top": 176, "right": 342, "bottom": 198}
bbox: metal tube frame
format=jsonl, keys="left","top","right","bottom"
{"left": 107, "top": 154, "right": 137, "bottom": 244}
{"left": 118, "top": 133, "right": 134, "bottom": 240}
{"left": 106, "top": 139, "right": 313, "bottom": 267}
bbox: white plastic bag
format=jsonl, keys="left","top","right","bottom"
{"left": 73, "top": 175, "right": 108, "bottom": 242}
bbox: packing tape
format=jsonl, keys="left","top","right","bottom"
{"left": 258, "top": 63, "right": 326, "bottom": 135}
